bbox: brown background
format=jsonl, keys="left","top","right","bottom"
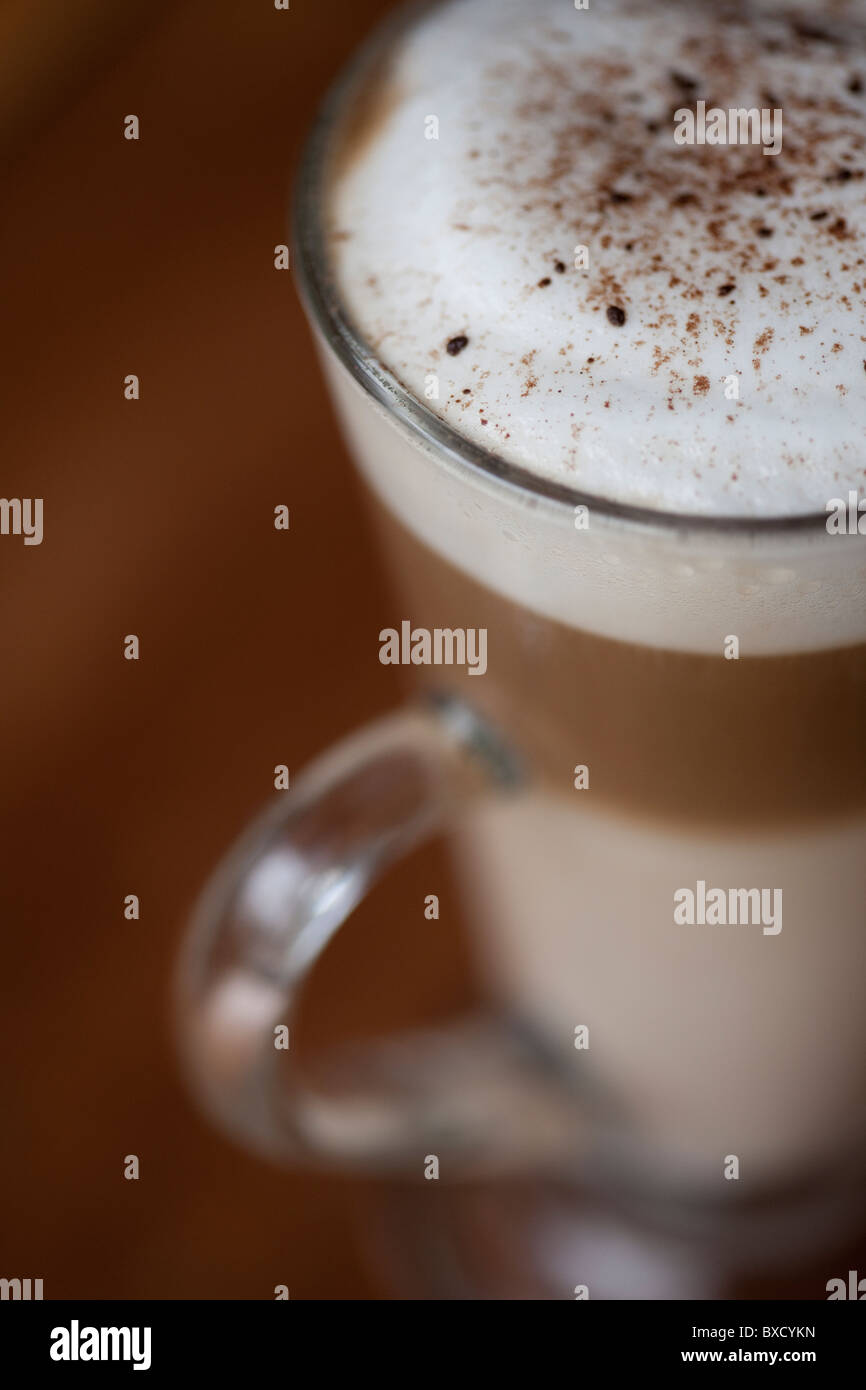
{"left": 0, "top": 0, "right": 477, "bottom": 1299}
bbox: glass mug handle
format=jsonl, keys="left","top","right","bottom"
{"left": 176, "top": 694, "right": 579, "bottom": 1174}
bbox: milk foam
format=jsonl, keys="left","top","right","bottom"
{"left": 328, "top": 0, "right": 866, "bottom": 518}
{"left": 322, "top": 351, "right": 866, "bottom": 652}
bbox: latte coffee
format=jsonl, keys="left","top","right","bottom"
{"left": 308, "top": 0, "right": 866, "bottom": 1226}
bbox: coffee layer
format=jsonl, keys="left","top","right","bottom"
{"left": 368, "top": 488, "right": 866, "bottom": 827}
{"left": 328, "top": 0, "right": 866, "bottom": 517}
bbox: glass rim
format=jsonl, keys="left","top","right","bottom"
{"left": 291, "top": 0, "right": 841, "bottom": 539}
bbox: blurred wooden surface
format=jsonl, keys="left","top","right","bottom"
{"left": 0, "top": 0, "right": 476, "bottom": 1299}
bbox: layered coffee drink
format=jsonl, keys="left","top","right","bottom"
{"left": 310, "top": 0, "right": 866, "bottom": 1260}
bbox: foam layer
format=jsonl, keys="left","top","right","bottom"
{"left": 328, "top": 0, "right": 866, "bottom": 518}
{"left": 321, "top": 350, "right": 866, "bottom": 652}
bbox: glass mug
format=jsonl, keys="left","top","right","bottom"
{"left": 177, "top": 8, "right": 866, "bottom": 1298}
